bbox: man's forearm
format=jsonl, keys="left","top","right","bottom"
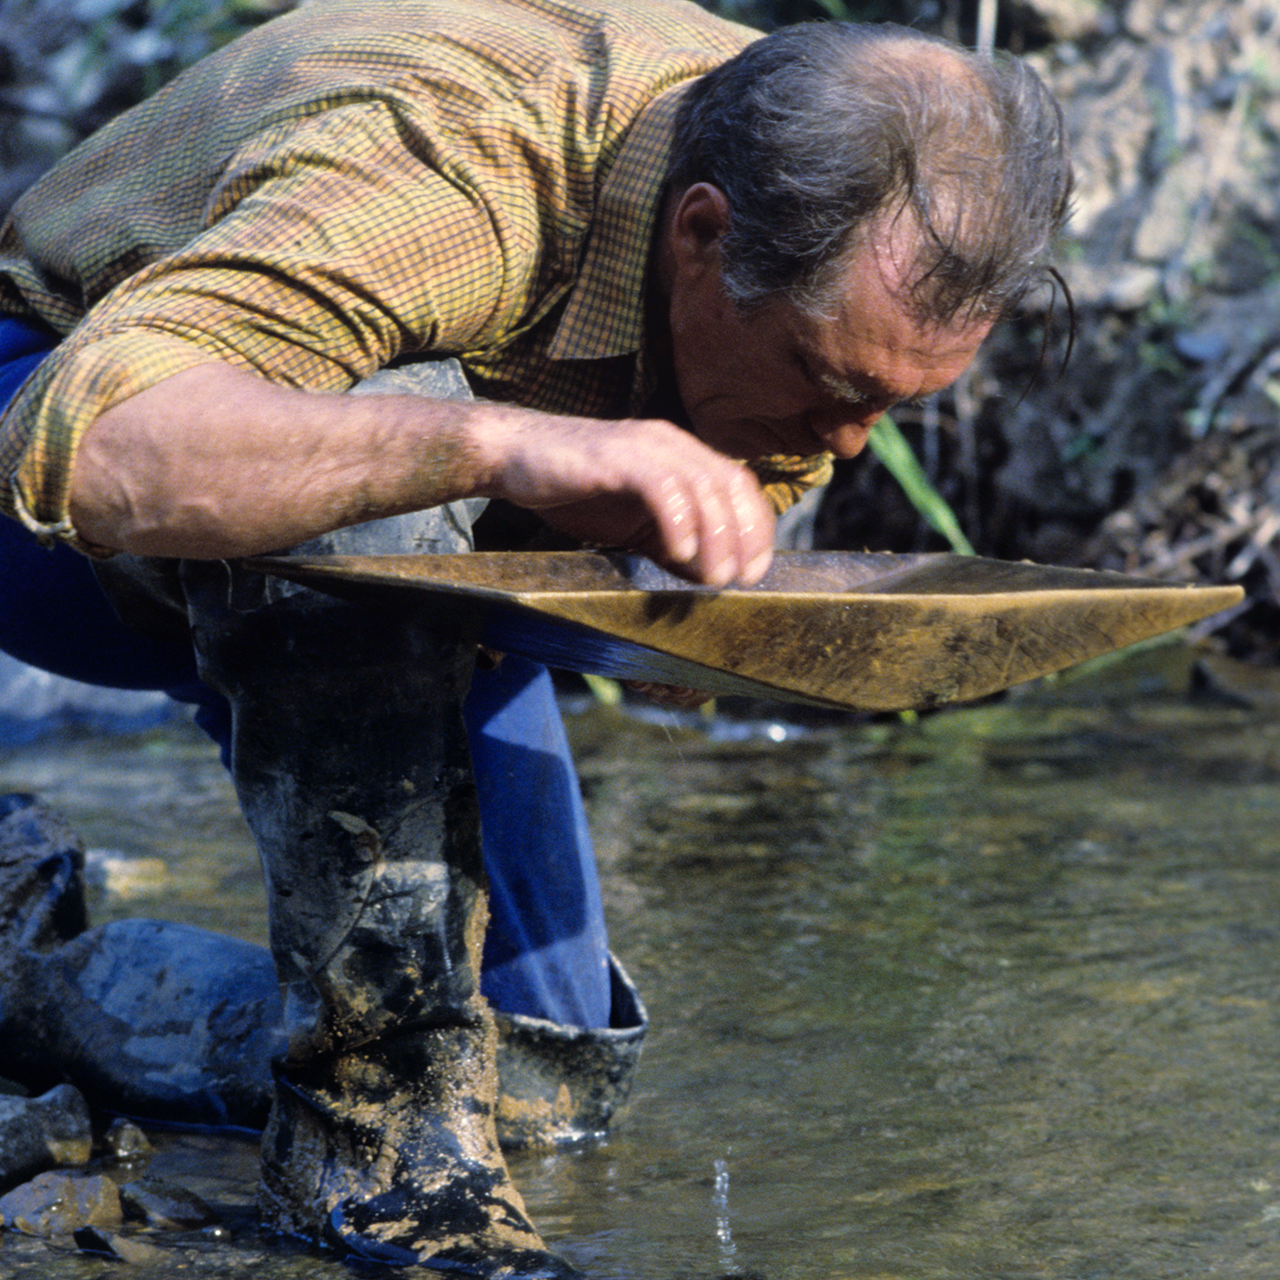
{"left": 68, "top": 363, "right": 491, "bottom": 560}
{"left": 67, "top": 361, "right": 776, "bottom": 585}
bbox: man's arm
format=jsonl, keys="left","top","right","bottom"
{"left": 68, "top": 362, "right": 775, "bottom": 587}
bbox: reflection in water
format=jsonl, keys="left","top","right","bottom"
{"left": 4, "top": 647, "right": 1280, "bottom": 1278}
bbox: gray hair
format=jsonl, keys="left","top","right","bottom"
{"left": 666, "top": 22, "right": 1073, "bottom": 323}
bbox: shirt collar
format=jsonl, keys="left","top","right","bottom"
{"left": 547, "top": 81, "right": 688, "bottom": 363}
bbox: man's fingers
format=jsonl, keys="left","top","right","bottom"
{"left": 649, "top": 464, "right": 773, "bottom": 587}
{"left": 728, "top": 466, "right": 774, "bottom": 585}
{"left": 654, "top": 474, "right": 699, "bottom": 566}
{"left": 490, "top": 411, "right": 777, "bottom": 584}
{"left": 688, "top": 472, "right": 735, "bottom": 585}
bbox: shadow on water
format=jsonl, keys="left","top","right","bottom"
{"left": 4, "top": 643, "right": 1280, "bottom": 1278}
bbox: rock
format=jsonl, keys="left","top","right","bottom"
{"left": 1006, "top": 0, "right": 1116, "bottom": 45}
{"left": 0, "top": 1170, "right": 122, "bottom": 1237}
{"left": 82, "top": 849, "right": 175, "bottom": 901}
{"left": 103, "top": 1118, "right": 153, "bottom": 1162}
{"left": 1076, "top": 262, "right": 1162, "bottom": 312}
{"left": 1131, "top": 147, "right": 1217, "bottom": 265}
{"left": 1172, "top": 327, "right": 1230, "bottom": 364}
{"left": 0, "top": 794, "right": 87, "bottom": 960}
{"left": 1, "top": 917, "right": 283, "bottom": 1130}
{"left": 0, "top": 1084, "right": 92, "bottom": 1183}
{"left": 74, "top": 1224, "right": 169, "bottom": 1264}
{"left": 119, "top": 1177, "right": 219, "bottom": 1230}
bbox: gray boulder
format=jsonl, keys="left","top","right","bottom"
{"left": 0, "top": 1085, "right": 92, "bottom": 1184}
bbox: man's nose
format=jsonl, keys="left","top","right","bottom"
{"left": 808, "top": 408, "right": 881, "bottom": 458}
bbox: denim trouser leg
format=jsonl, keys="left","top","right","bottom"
{"left": 467, "top": 654, "right": 611, "bottom": 1026}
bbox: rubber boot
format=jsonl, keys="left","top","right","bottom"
{"left": 494, "top": 959, "right": 647, "bottom": 1149}
{"left": 0, "top": 801, "right": 646, "bottom": 1144}
{"left": 177, "top": 533, "right": 582, "bottom": 1276}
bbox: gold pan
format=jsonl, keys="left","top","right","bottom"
{"left": 248, "top": 551, "right": 1243, "bottom": 712}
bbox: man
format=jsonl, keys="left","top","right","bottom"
{"left": 0, "top": 0, "right": 1071, "bottom": 1273}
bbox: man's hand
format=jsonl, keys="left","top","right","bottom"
{"left": 476, "top": 411, "right": 774, "bottom": 587}
{"left": 69, "top": 362, "right": 776, "bottom": 586}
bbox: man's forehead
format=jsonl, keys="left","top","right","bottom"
{"left": 788, "top": 275, "right": 994, "bottom": 400}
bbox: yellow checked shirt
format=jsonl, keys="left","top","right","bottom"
{"left": 0, "top": 0, "right": 831, "bottom": 553}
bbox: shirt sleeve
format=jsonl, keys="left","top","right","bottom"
{"left": 3, "top": 98, "right": 548, "bottom": 551}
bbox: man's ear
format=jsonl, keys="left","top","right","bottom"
{"left": 669, "top": 183, "right": 731, "bottom": 266}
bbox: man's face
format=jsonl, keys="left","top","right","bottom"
{"left": 661, "top": 186, "right": 994, "bottom": 462}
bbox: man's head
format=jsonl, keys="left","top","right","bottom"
{"left": 656, "top": 22, "right": 1072, "bottom": 465}
{"left": 665, "top": 21, "right": 1073, "bottom": 326}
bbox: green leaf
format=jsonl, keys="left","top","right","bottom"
{"left": 582, "top": 673, "right": 623, "bottom": 706}
{"left": 868, "top": 415, "right": 975, "bottom": 556}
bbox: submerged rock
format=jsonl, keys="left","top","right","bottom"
{"left": 0, "top": 1084, "right": 92, "bottom": 1184}
{"left": 120, "top": 1177, "right": 219, "bottom": 1230}
{"left": 73, "top": 1224, "right": 169, "bottom": 1265}
{"left": 102, "top": 1117, "right": 153, "bottom": 1162}
{"left": 0, "top": 1170, "right": 121, "bottom": 1237}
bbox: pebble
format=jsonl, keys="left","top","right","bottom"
{"left": 0, "top": 1170, "right": 122, "bottom": 1237}
{"left": 83, "top": 848, "right": 174, "bottom": 899}
{"left": 74, "top": 1224, "right": 169, "bottom": 1265}
{"left": 120, "top": 1177, "right": 219, "bottom": 1230}
{"left": 0, "top": 1085, "right": 92, "bottom": 1184}
{"left": 103, "top": 1117, "right": 154, "bottom": 1162}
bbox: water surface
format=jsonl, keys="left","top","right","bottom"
{"left": 3, "top": 647, "right": 1280, "bottom": 1278}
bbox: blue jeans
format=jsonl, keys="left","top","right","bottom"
{"left": 0, "top": 316, "right": 611, "bottom": 1028}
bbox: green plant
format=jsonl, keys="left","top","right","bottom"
{"left": 582, "top": 673, "right": 623, "bottom": 706}
{"left": 868, "top": 415, "right": 975, "bottom": 555}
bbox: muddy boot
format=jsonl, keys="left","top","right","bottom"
{"left": 182, "top": 517, "right": 580, "bottom": 1276}
{"left": 494, "top": 956, "right": 647, "bottom": 1149}
{"left": 0, "top": 827, "right": 642, "bottom": 1148}
{"left": 263, "top": 1021, "right": 569, "bottom": 1272}
{"left": 178, "top": 358, "right": 580, "bottom": 1272}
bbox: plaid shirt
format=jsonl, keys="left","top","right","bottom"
{"left": 0, "top": 0, "right": 831, "bottom": 553}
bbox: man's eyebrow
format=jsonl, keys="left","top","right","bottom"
{"left": 796, "top": 350, "right": 892, "bottom": 407}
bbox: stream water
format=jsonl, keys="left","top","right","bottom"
{"left": 3, "top": 643, "right": 1280, "bottom": 1279}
